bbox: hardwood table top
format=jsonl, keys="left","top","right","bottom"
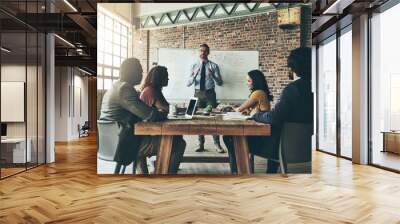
{"left": 134, "top": 117, "right": 270, "bottom": 136}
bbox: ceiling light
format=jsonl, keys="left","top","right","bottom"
{"left": 78, "top": 68, "right": 93, "bottom": 76}
{"left": 1, "top": 47, "right": 11, "bottom": 53}
{"left": 322, "top": 0, "right": 354, "bottom": 15}
{"left": 54, "top": 34, "right": 75, "bottom": 48}
{"left": 63, "top": 0, "right": 78, "bottom": 12}
{"left": 323, "top": 0, "right": 341, "bottom": 14}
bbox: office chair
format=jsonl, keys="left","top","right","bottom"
{"left": 251, "top": 122, "right": 312, "bottom": 174}
{"left": 97, "top": 120, "right": 138, "bottom": 174}
{"left": 79, "top": 121, "right": 90, "bottom": 138}
{"left": 277, "top": 122, "right": 312, "bottom": 174}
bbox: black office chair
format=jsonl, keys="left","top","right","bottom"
{"left": 251, "top": 122, "right": 312, "bottom": 174}
{"left": 78, "top": 121, "right": 90, "bottom": 138}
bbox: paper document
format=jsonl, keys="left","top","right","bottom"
{"left": 222, "top": 112, "right": 250, "bottom": 120}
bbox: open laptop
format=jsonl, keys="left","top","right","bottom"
{"left": 168, "top": 98, "right": 198, "bottom": 120}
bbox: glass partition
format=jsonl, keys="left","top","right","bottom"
{"left": 0, "top": 1, "right": 47, "bottom": 179}
{"left": 1, "top": 32, "right": 28, "bottom": 178}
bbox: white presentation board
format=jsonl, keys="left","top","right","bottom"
{"left": 157, "top": 48, "right": 259, "bottom": 102}
{"left": 1, "top": 82, "right": 25, "bottom": 122}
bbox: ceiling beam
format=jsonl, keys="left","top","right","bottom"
{"left": 67, "top": 13, "right": 97, "bottom": 39}
{"left": 55, "top": 55, "right": 96, "bottom": 69}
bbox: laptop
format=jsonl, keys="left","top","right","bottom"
{"left": 168, "top": 98, "right": 198, "bottom": 120}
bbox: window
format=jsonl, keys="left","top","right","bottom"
{"left": 339, "top": 26, "right": 352, "bottom": 158}
{"left": 370, "top": 3, "right": 400, "bottom": 171}
{"left": 316, "top": 26, "right": 353, "bottom": 159}
{"left": 317, "top": 35, "right": 337, "bottom": 154}
{"left": 97, "top": 9, "right": 131, "bottom": 90}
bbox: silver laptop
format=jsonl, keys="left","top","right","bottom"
{"left": 168, "top": 98, "right": 198, "bottom": 120}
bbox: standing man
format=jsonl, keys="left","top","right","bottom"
{"left": 187, "top": 43, "right": 225, "bottom": 153}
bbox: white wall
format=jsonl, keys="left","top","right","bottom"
{"left": 55, "top": 67, "right": 68, "bottom": 141}
{"left": 1, "top": 65, "right": 34, "bottom": 137}
{"left": 1, "top": 63, "right": 46, "bottom": 164}
{"left": 55, "top": 67, "right": 89, "bottom": 141}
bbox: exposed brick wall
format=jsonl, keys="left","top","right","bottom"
{"left": 133, "top": 9, "right": 306, "bottom": 103}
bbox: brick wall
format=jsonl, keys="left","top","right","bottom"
{"left": 133, "top": 9, "right": 305, "bottom": 103}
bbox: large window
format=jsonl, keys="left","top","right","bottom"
{"left": 317, "top": 35, "right": 337, "bottom": 154}
{"left": 370, "top": 3, "right": 400, "bottom": 171}
{"left": 316, "top": 25, "right": 353, "bottom": 159}
{"left": 339, "top": 26, "right": 352, "bottom": 158}
{"left": 97, "top": 8, "right": 132, "bottom": 90}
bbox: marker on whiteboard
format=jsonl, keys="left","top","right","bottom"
{"left": 152, "top": 62, "right": 158, "bottom": 66}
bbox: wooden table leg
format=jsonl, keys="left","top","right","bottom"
{"left": 233, "top": 136, "right": 251, "bottom": 175}
{"left": 155, "top": 135, "right": 173, "bottom": 174}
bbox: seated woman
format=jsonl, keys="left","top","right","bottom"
{"left": 223, "top": 70, "right": 273, "bottom": 174}
{"left": 140, "top": 66, "right": 170, "bottom": 113}
{"left": 235, "top": 70, "right": 273, "bottom": 115}
{"left": 138, "top": 66, "right": 186, "bottom": 174}
{"left": 224, "top": 47, "right": 312, "bottom": 174}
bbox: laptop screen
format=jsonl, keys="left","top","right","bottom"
{"left": 186, "top": 99, "right": 197, "bottom": 116}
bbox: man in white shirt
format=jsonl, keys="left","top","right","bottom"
{"left": 187, "top": 43, "right": 225, "bottom": 153}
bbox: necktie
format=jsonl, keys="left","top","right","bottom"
{"left": 200, "top": 62, "right": 206, "bottom": 91}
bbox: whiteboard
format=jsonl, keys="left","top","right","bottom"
{"left": 1, "top": 82, "right": 25, "bottom": 122}
{"left": 157, "top": 48, "right": 259, "bottom": 102}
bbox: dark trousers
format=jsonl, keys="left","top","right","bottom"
{"left": 195, "top": 88, "right": 220, "bottom": 146}
{"left": 198, "top": 135, "right": 220, "bottom": 145}
{"left": 222, "top": 136, "right": 279, "bottom": 174}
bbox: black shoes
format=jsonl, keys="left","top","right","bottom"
{"left": 195, "top": 145, "right": 206, "bottom": 152}
{"left": 195, "top": 143, "right": 226, "bottom": 153}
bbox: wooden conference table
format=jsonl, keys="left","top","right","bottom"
{"left": 134, "top": 117, "right": 270, "bottom": 175}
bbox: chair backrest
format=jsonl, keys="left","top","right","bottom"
{"left": 83, "top": 121, "right": 90, "bottom": 129}
{"left": 280, "top": 122, "right": 313, "bottom": 164}
{"left": 97, "top": 90, "right": 107, "bottom": 120}
{"left": 97, "top": 120, "right": 120, "bottom": 161}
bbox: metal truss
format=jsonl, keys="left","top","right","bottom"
{"left": 139, "top": 3, "right": 279, "bottom": 29}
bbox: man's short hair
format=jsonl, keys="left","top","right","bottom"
{"left": 287, "top": 47, "right": 311, "bottom": 80}
{"left": 199, "top": 43, "right": 210, "bottom": 53}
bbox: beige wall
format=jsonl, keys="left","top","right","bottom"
{"left": 54, "top": 67, "right": 89, "bottom": 141}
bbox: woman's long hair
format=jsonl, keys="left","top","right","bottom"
{"left": 248, "top": 70, "right": 273, "bottom": 102}
{"left": 141, "top": 66, "right": 168, "bottom": 91}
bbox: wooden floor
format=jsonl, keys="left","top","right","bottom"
{"left": 372, "top": 150, "right": 400, "bottom": 171}
{"left": 1, "top": 136, "right": 400, "bottom": 223}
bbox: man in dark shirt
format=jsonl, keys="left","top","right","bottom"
{"left": 99, "top": 58, "right": 167, "bottom": 172}
{"left": 223, "top": 47, "right": 313, "bottom": 173}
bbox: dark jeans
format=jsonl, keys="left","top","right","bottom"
{"left": 195, "top": 88, "right": 217, "bottom": 108}
{"left": 222, "top": 136, "right": 279, "bottom": 174}
{"left": 198, "top": 135, "right": 220, "bottom": 146}
{"left": 195, "top": 88, "right": 220, "bottom": 146}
